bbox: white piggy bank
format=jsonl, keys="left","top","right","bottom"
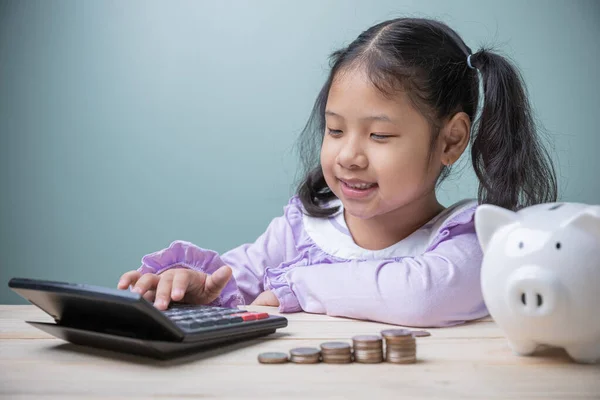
{"left": 475, "top": 202, "right": 600, "bottom": 363}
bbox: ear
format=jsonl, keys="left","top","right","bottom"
{"left": 561, "top": 206, "right": 600, "bottom": 236}
{"left": 475, "top": 204, "right": 520, "bottom": 253}
{"left": 439, "top": 112, "right": 470, "bottom": 166}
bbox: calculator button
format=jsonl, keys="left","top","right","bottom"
{"left": 175, "top": 320, "right": 197, "bottom": 330}
{"left": 215, "top": 316, "right": 244, "bottom": 325}
{"left": 236, "top": 313, "right": 257, "bottom": 321}
{"left": 254, "top": 313, "right": 269, "bottom": 320}
{"left": 220, "top": 309, "right": 247, "bottom": 315}
{"left": 192, "top": 318, "right": 220, "bottom": 328}
{"left": 169, "top": 315, "right": 189, "bottom": 321}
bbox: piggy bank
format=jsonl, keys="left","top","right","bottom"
{"left": 475, "top": 202, "right": 600, "bottom": 363}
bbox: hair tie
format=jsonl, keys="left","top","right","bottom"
{"left": 467, "top": 54, "right": 476, "bottom": 70}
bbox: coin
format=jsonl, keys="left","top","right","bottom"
{"left": 257, "top": 352, "right": 289, "bottom": 364}
{"left": 320, "top": 342, "right": 352, "bottom": 352}
{"left": 381, "top": 329, "right": 413, "bottom": 338}
{"left": 352, "top": 335, "right": 383, "bottom": 350}
{"left": 319, "top": 341, "right": 353, "bottom": 364}
{"left": 289, "top": 347, "right": 321, "bottom": 364}
{"left": 352, "top": 335, "right": 383, "bottom": 343}
{"left": 290, "top": 347, "right": 321, "bottom": 357}
{"left": 411, "top": 330, "right": 431, "bottom": 338}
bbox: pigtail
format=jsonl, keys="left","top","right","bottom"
{"left": 470, "top": 49, "right": 558, "bottom": 210}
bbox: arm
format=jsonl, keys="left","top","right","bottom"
{"left": 138, "top": 202, "right": 299, "bottom": 307}
{"left": 269, "top": 224, "right": 488, "bottom": 327}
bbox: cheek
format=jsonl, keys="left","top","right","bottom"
{"left": 320, "top": 142, "right": 335, "bottom": 171}
{"left": 374, "top": 148, "right": 426, "bottom": 185}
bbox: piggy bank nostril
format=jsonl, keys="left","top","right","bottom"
{"left": 537, "top": 294, "right": 543, "bottom": 307}
{"left": 521, "top": 293, "right": 526, "bottom": 305}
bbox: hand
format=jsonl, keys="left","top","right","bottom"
{"left": 117, "top": 265, "right": 233, "bottom": 310}
{"left": 250, "top": 290, "right": 280, "bottom": 307}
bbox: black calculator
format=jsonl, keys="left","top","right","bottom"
{"left": 8, "top": 277, "right": 288, "bottom": 359}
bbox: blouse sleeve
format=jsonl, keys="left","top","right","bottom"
{"left": 269, "top": 222, "right": 488, "bottom": 327}
{"left": 137, "top": 199, "right": 301, "bottom": 306}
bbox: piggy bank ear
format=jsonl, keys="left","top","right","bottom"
{"left": 562, "top": 206, "right": 600, "bottom": 236}
{"left": 475, "top": 204, "right": 519, "bottom": 253}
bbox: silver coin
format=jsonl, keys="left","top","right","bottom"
{"left": 386, "top": 343, "right": 416, "bottom": 349}
{"left": 257, "top": 352, "right": 289, "bottom": 364}
{"left": 381, "top": 329, "right": 413, "bottom": 338}
{"left": 352, "top": 335, "right": 382, "bottom": 342}
{"left": 411, "top": 330, "right": 431, "bottom": 338}
{"left": 320, "top": 342, "right": 352, "bottom": 351}
{"left": 289, "top": 347, "right": 321, "bottom": 357}
{"left": 290, "top": 355, "right": 321, "bottom": 364}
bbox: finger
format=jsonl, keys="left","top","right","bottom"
{"left": 132, "top": 274, "right": 160, "bottom": 296}
{"left": 171, "top": 271, "right": 192, "bottom": 302}
{"left": 202, "top": 265, "right": 232, "bottom": 303}
{"left": 143, "top": 289, "right": 156, "bottom": 303}
{"left": 117, "top": 271, "right": 142, "bottom": 289}
{"left": 154, "top": 274, "right": 174, "bottom": 310}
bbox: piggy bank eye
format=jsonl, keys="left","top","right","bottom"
{"left": 518, "top": 241, "right": 524, "bottom": 249}
{"left": 556, "top": 242, "right": 561, "bottom": 250}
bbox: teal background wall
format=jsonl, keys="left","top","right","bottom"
{"left": 1, "top": 0, "right": 599, "bottom": 304}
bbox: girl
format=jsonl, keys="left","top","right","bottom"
{"left": 117, "top": 17, "right": 557, "bottom": 327}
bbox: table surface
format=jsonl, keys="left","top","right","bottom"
{"left": 1, "top": 305, "right": 598, "bottom": 400}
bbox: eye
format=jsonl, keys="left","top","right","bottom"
{"left": 518, "top": 241, "right": 524, "bottom": 249}
{"left": 327, "top": 128, "right": 343, "bottom": 136}
{"left": 371, "top": 133, "right": 392, "bottom": 140}
{"left": 556, "top": 242, "right": 561, "bottom": 250}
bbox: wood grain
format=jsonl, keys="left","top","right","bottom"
{"left": 0, "top": 305, "right": 598, "bottom": 400}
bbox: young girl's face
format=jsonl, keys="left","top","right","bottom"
{"left": 321, "top": 67, "right": 442, "bottom": 220}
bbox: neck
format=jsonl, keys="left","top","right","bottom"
{"left": 343, "top": 192, "right": 444, "bottom": 251}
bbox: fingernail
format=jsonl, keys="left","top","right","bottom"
{"left": 155, "top": 299, "right": 166, "bottom": 308}
{"left": 173, "top": 289, "right": 184, "bottom": 298}
{"left": 118, "top": 280, "right": 125, "bottom": 287}
{"left": 132, "top": 287, "right": 142, "bottom": 294}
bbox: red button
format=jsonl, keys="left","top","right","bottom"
{"left": 238, "top": 313, "right": 257, "bottom": 321}
{"left": 254, "top": 312, "right": 269, "bottom": 320}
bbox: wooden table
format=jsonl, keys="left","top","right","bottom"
{"left": 1, "top": 305, "right": 598, "bottom": 399}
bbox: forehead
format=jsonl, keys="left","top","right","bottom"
{"left": 327, "top": 67, "right": 418, "bottom": 120}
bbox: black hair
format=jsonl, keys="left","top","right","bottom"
{"left": 295, "top": 17, "right": 557, "bottom": 217}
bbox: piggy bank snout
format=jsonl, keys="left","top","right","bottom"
{"left": 506, "top": 266, "right": 562, "bottom": 318}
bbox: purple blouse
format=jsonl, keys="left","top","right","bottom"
{"left": 138, "top": 196, "right": 488, "bottom": 327}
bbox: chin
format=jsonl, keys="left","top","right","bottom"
{"left": 340, "top": 202, "right": 380, "bottom": 220}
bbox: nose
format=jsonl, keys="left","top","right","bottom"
{"left": 506, "top": 265, "right": 562, "bottom": 317}
{"left": 336, "top": 137, "right": 367, "bottom": 169}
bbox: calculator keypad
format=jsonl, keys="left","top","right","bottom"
{"left": 163, "top": 305, "right": 269, "bottom": 332}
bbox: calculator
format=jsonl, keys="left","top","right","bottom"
{"left": 8, "top": 277, "right": 288, "bottom": 359}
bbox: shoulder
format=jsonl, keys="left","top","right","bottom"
{"left": 425, "top": 198, "right": 481, "bottom": 255}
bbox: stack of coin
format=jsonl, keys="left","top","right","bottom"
{"left": 352, "top": 335, "right": 384, "bottom": 363}
{"left": 319, "top": 342, "right": 353, "bottom": 364}
{"left": 381, "top": 329, "right": 416, "bottom": 364}
{"left": 289, "top": 347, "right": 321, "bottom": 364}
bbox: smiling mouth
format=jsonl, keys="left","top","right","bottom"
{"left": 339, "top": 179, "right": 378, "bottom": 190}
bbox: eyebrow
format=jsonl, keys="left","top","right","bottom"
{"left": 325, "top": 110, "right": 395, "bottom": 124}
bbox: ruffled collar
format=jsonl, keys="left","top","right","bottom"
{"left": 301, "top": 198, "right": 478, "bottom": 260}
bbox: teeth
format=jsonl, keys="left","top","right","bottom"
{"left": 346, "top": 182, "right": 375, "bottom": 189}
